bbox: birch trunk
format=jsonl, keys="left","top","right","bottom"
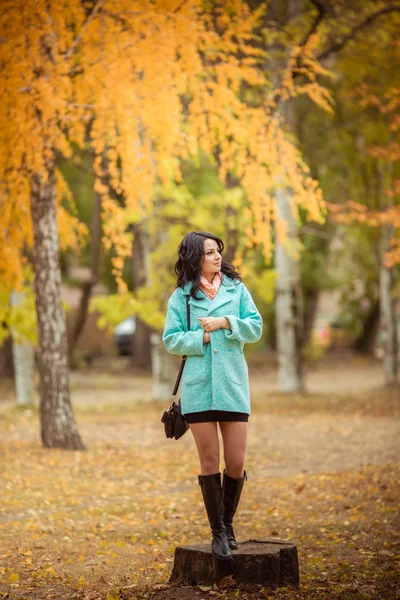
{"left": 271, "top": 0, "right": 305, "bottom": 393}
{"left": 30, "top": 167, "right": 86, "bottom": 449}
{"left": 10, "top": 291, "right": 35, "bottom": 407}
{"left": 379, "top": 223, "right": 398, "bottom": 385}
{"left": 275, "top": 181, "right": 304, "bottom": 392}
{"left": 138, "top": 216, "right": 176, "bottom": 401}
{"left": 12, "top": 342, "right": 35, "bottom": 407}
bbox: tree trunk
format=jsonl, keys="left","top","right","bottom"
{"left": 270, "top": 0, "right": 305, "bottom": 393}
{"left": 131, "top": 222, "right": 152, "bottom": 371}
{"left": 0, "top": 336, "right": 14, "bottom": 378}
{"left": 353, "top": 299, "right": 380, "bottom": 355}
{"left": 379, "top": 224, "right": 398, "bottom": 385}
{"left": 302, "top": 288, "right": 320, "bottom": 347}
{"left": 224, "top": 203, "right": 238, "bottom": 265}
{"left": 30, "top": 166, "right": 86, "bottom": 449}
{"left": 69, "top": 191, "right": 102, "bottom": 356}
{"left": 132, "top": 319, "right": 152, "bottom": 370}
{"left": 12, "top": 341, "right": 35, "bottom": 407}
{"left": 275, "top": 179, "right": 304, "bottom": 392}
{"left": 224, "top": 173, "right": 240, "bottom": 265}
{"left": 10, "top": 291, "right": 35, "bottom": 407}
{"left": 150, "top": 331, "right": 178, "bottom": 401}
{"left": 141, "top": 210, "right": 177, "bottom": 400}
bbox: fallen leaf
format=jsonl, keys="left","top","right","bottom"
{"left": 152, "top": 583, "right": 169, "bottom": 590}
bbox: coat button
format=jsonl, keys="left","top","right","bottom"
{"left": 213, "top": 349, "right": 218, "bottom": 354}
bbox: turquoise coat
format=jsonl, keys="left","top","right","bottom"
{"left": 162, "top": 276, "right": 263, "bottom": 416}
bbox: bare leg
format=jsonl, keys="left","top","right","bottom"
{"left": 219, "top": 422, "right": 248, "bottom": 478}
{"left": 191, "top": 422, "right": 231, "bottom": 559}
{"left": 219, "top": 422, "right": 248, "bottom": 549}
{"left": 189, "top": 422, "right": 220, "bottom": 475}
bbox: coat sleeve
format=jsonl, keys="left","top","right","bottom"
{"left": 162, "top": 292, "right": 206, "bottom": 356}
{"left": 223, "top": 284, "right": 263, "bottom": 344}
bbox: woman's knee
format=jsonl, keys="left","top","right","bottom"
{"left": 200, "top": 451, "right": 219, "bottom": 475}
{"left": 224, "top": 458, "right": 245, "bottom": 479}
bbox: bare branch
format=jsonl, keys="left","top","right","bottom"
{"left": 171, "top": 0, "right": 188, "bottom": 14}
{"left": 63, "top": 0, "right": 105, "bottom": 63}
{"left": 270, "top": 3, "right": 400, "bottom": 104}
{"left": 298, "top": 226, "right": 333, "bottom": 240}
{"left": 67, "top": 102, "right": 94, "bottom": 110}
{"left": 298, "top": 0, "right": 327, "bottom": 49}
{"left": 64, "top": 59, "right": 101, "bottom": 78}
{"left": 66, "top": 156, "right": 95, "bottom": 175}
{"left": 317, "top": 5, "right": 400, "bottom": 62}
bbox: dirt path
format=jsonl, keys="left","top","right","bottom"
{"left": 2, "top": 358, "right": 398, "bottom": 478}
{"left": 0, "top": 352, "right": 386, "bottom": 412}
{"left": 0, "top": 359, "right": 399, "bottom": 600}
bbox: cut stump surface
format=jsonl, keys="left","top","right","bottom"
{"left": 169, "top": 538, "right": 299, "bottom": 588}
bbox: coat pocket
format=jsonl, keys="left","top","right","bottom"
{"left": 183, "top": 355, "right": 207, "bottom": 385}
{"left": 226, "top": 352, "right": 247, "bottom": 386}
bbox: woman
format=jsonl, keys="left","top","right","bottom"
{"left": 162, "top": 231, "right": 263, "bottom": 560}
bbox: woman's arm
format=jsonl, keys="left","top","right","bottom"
{"left": 162, "top": 294, "right": 208, "bottom": 355}
{"left": 223, "top": 285, "right": 262, "bottom": 343}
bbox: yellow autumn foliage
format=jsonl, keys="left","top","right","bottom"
{"left": 0, "top": 0, "right": 330, "bottom": 293}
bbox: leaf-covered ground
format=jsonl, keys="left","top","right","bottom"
{"left": 0, "top": 360, "right": 399, "bottom": 600}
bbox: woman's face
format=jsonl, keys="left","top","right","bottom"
{"left": 200, "top": 238, "right": 222, "bottom": 276}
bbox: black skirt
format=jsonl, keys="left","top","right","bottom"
{"left": 184, "top": 410, "right": 249, "bottom": 424}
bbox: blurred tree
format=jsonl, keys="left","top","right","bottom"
{"left": 268, "top": 0, "right": 308, "bottom": 392}
{"left": 0, "top": 0, "right": 337, "bottom": 439}
{"left": 59, "top": 147, "right": 100, "bottom": 357}
{"left": 130, "top": 221, "right": 152, "bottom": 371}
{"left": 268, "top": 0, "right": 400, "bottom": 383}
{"left": 325, "top": 18, "right": 400, "bottom": 383}
{"left": 91, "top": 156, "right": 276, "bottom": 398}
{"left": 10, "top": 291, "right": 35, "bottom": 407}
{"left": 0, "top": 337, "right": 14, "bottom": 379}
{"left": 0, "top": 282, "right": 37, "bottom": 403}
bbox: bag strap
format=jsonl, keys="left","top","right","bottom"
{"left": 172, "top": 295, "right": 190, "bottom": 398}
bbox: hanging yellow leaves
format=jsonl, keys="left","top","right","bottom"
{"left": 0, "top": 0, "right": 330, "bottom": 291}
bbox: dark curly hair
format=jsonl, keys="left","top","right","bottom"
{"left": 174, "top": 231, "right": 241, "bottom": 300}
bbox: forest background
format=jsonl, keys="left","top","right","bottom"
{"left": 0, "top": 1, "right": 399, "bottom": 599}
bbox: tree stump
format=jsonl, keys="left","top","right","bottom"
{"left": 169, "top": 539, "right": 299, "bottom": 588}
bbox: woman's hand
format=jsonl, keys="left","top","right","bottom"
{"left": 203, "top": 331, "right": 210, "bottom": 343}
{"left": 198, "top": 317, "right": 230, "bottom": 332}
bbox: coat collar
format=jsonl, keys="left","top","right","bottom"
{"left": 183, "top": 276, "right": 237, "bottom": 315}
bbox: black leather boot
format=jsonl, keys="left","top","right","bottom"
{"left": 198, "top": 473, "right": 232, "bottom": 560}
{"left": 222, "top": 469, "right": 247, "bottom": 550}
